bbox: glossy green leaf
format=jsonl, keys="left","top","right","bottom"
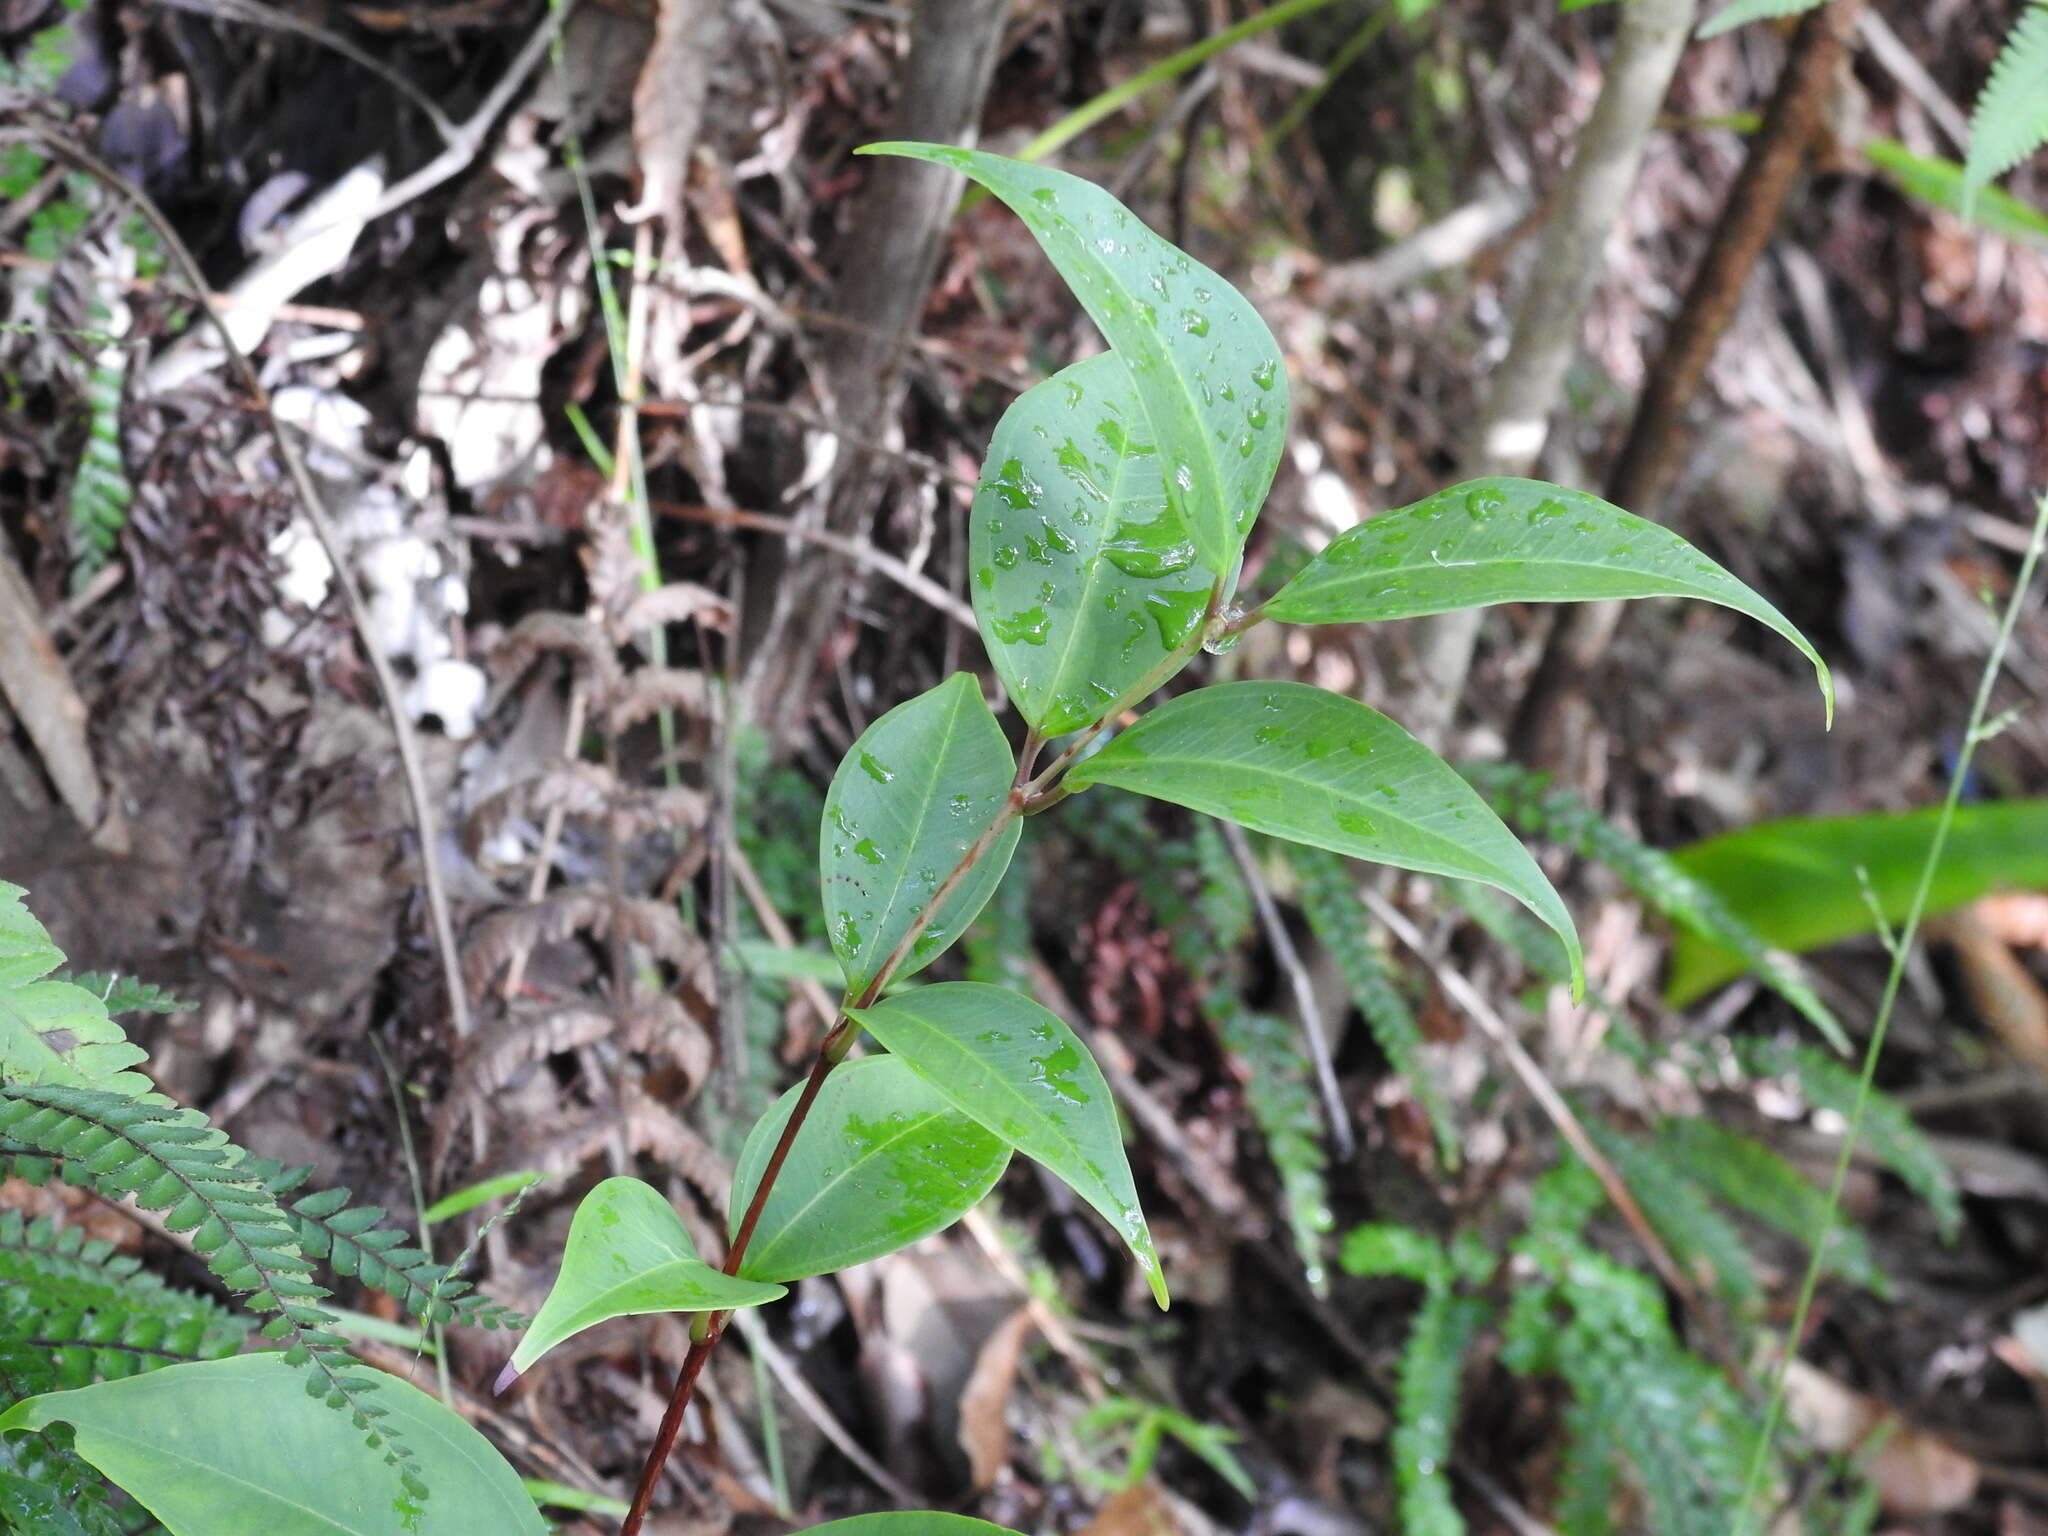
{"left": 0, "top": 1353, "right": 547, "bottom": 1536}
{"left": 1264, "top": 478, "right": 1832, "bottom": 723}
{"left": 1665, "top": 800, "right": 2048, "bottom": 1004}
{"left": 850, "top": 982, "right": 1166, "bottom": 1308}
{"left": 502, "top": 1178, "right": 783, "bottom": 1384}
{"left": 971, "top": 353, "right": 1211, "bottom": 733}
{"left": 863, "top": 143, "right": 1288, "bottom": 577}
{"left": 1069, "top": 681, "right": 1583, "bottom": 990}
{"left": 821, "top": 674, "right": 1022, "bottom": 995}
{"left": 728, "top": 1055, "right": 1011, "bottom": 1282}
{"left": 795, "top": 1518, "right": 1025, "bottom": 1536}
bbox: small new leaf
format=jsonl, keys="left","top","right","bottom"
{"left": 502, "top": 1178, "right": 784, "bottom": 1385}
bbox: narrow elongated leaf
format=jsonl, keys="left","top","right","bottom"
{"left": 1665, "top": 800, "right": 2048, "bottom": 1004}
{"left": 1264, "top": 478, "right": 1832, "bottom": 722}
{"left": 729, "top": 1055, "right": 1011, "bottom": 1282}
{"left": 851, "top": 982, "right": 1167, "bottom": 1308}
{"left": 822, "top": 674, "right": 1022, "bottom": 995}
{"left": 863, "top": 143, "right": 1288, "bottom": 577}
{"left": 1864, "top": 138, "right": 2048, "bottom": 243}
{"left": 0, "top": 1353, "right": 547, "bottom": 1536}
{"left": 1069, "top": 682, "right": 1583, "bottom": 988}
{"left": 502, "top": 1178, "right": 783, "bottom": 1383}
{"left": 972, "top": 353, "right": 1212, "bottom": 732}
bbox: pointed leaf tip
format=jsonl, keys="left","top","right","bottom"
{"left": 493, "top": 1361, "right": 518, "bottom": 1396}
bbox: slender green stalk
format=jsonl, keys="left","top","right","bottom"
{"left": 1009, "top": 0, "right": 1349, "bottom": 168}
{"left": 1259, "top": 1, "right": 1395, "bottom": 150}
{"left": 1735, "top": 491, "right": 2048, "bottom": 1531}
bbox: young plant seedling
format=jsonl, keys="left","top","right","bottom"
{"left": 506, "top": 143, "right": 1830, "bottom": 1536}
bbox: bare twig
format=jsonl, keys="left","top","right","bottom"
{"left": 367, "top": 2, "right": 570, "bottom": 222}
{"left": 1218, "top": 822, "right": 1354, "bottom": 1158}
{"left": 1356, "top": 885, "right": 1707, "bottom": 1316}
{"left": 656, "top": 501, "right": 976, "bottom": 631}
{"left": 6, "top": 125, "right": 475, "bottom": 1043}
{"left": 726, "top": 1309, "right": 919, "bottom": 1507}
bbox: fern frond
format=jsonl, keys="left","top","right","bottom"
{"left": 1965, "top": 5, "right": 2048, "bottom": 202}
{"left": 1392, "top": 1289, "right": 1487, "bottom": 1536}
{"left": 1588, "top": 1123, "right": 1760, "bottom": 1313}
{"left": 1525, "top": 1233, "right": 1757, "bottom": 1536}
{"left": 65, "top": 340, "right": 130, "bottom": 589}
{"left": 1738, "top": 1038, "right": 1961, "bottom": 1241}
{"left": 0, "top": 1083, "right": 427, "bottom": 1504}
{"left": 1458, "top": 764, "right": 1845, "bottom": 1050}
{"left": 1285, "top": 846, "right": 1457, "bottom": 1164}
{"left": 1338, "top": 1221, "right": 1450, "bottom": 1286}
{"left": 59, "top": 974, "right": 193, "bottom": 1019}
{"left": 253, "top": 1162, "right": 524, "bottom": 1331}
{"left": 1656, "top": 1117, "right": 1884, "bottom": 1293}
{"left": 1555, "top": 1392, "right": 1619, "bottom": 1536}
{"left": 1217, "top": 1004, "right": 1332, "bottom": 1290}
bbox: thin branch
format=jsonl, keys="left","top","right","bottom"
{"left": 1218, "top": 822, "right": 1354, "bottom": 1159}
{"left": 654, "top": 501, "right": 975, "bottom": 632}
{"left": 1405, "top": 0, "right": 1698, "bottom": 743}
{"left": 6, "top": 125, "right": 475, "bottom": 1043}
{"left": 1355, "top": 885, "right": 1706, "bottom": 1318}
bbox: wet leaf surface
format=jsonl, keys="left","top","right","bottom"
{"left": 729, "top": 1056, "right": 1012, "bottom": 1283}
{"left": 971, "top": 353, "right": 1211, "bottom": 733}
{"left": 1070, "top": 681, "right": 1583, "bottom": 989}
{"left": 821, "top": 675, "right": 1022, "bottom": 995}
{"left": 853, "top": 981, "right": 1167, "bottom": 1307}
{"left": 864, "top": 143, "right": 1288, "bottom": 578}
{"left": 1265, "top": 478, "right": 1832, "bottom": 721}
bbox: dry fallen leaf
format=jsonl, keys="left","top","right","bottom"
{"left": 1079, "top": 1482, "right": 1181, "bottom": 1536}
{"left": 957, "top": 1307, "right": 1037, "bottom": 1492}
{"left": 1780, "top": 1360, "right": 1979, "bottom": 1516}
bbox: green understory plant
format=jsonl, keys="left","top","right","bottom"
{"left": 1, "top": 145, "right": 1828, "bottom": 1536}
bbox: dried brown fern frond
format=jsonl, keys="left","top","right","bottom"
{"left": 463, "top": 763, "right": 708, "bottom": 866}
{"left": 461, "top": 891, "right": 709, "bottom": 994}
{"left": 616, "top": 582, "right": 732, "bottom": 639}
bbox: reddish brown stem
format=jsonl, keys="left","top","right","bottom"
{"left": 620, "top": 1023, "right": 851, "bottom": 1536}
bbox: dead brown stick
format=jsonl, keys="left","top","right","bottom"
{"left": 1510, "top": 0, "right": 1868, "bottom": 771}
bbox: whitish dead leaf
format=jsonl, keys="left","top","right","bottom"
{"left": 1080, "top": 1483, "right": 1181, "bottom": 1536}
{"left": 1781, "top": 1360, "right": 1979, "bottom": 1516}
{"left": 1872, "top": 1427, "right": 1979, "bottom": 1516}
{"left": 626, "top": 0, "right": 715, "bottom": 229}
{"left": 957, "top": 1306, "right": 1036, "bottom": 1491}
